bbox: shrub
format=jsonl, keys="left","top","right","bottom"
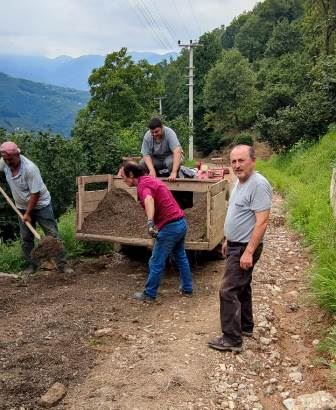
{"left": 233, "top": 132, "right": 254, "bottom": 146}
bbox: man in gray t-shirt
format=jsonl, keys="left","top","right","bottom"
{"left": 140, "top": 117, "right": 182, "bottom": 181}
{"left": 0, "top": 141, "right": 72, "bottom": 275}
{"left": 208, "top": 144, "right": 272, "bottom": 353}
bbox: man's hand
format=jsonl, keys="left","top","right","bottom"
{"left": 23, "top": 212, "right": 32, "bottom": 224}
{"left": 222, "top": 239, "right": 227, "bottom": 258}
{"left": 168, "top": 171, "right": 177, "bottom": 182}
{"left": 147, "top": 219, "right": 158, "bottom": 238}
{"left": 240, "top": 249, "right": 253, "bottom": 270}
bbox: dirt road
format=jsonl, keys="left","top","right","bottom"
{"left": 1, "top": 194, "right": 335, "bottom": 409}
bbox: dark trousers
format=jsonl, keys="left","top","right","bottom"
{"left": 18, "top": 204, "right": 66, "bottom": 268}
{"left": 219, "top": 242, "right": 263, "bottom": 345}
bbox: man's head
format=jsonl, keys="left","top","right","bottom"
{"left": 230, "top": 144, "right": 256, "bottom": 183}
{"left": 123, "top": 161, "right": 145, "bottom": 187}
{"left": 0, "top": 141, "right": 21, "bottom": 169}
{"left": 148, "top": 117, "right": 163, "bottom": 140}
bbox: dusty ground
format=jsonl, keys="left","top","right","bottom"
{"left": 1, "top": 194, "right": 335, "bottom": 409}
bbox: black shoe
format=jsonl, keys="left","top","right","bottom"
{"left": 208, "top": 336, "right": 242, "bottom": 352}
{"left": 179, "top": 289, "right": 193, "bottom": 298}
{"left": 242, "top": 331, "right": 253, "bottom": 337}
{"left": 133, "top": 292, "right": 155, "bottom": 302}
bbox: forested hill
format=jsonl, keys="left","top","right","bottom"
{"left": 0, "top": 72, "right": 89, "bottom": 136}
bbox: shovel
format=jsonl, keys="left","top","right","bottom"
{"left": 0, "top": 185, "right": 64, "bottom": 266}
{"left": 0, "top": 184, "right": 41, "bottom": 240}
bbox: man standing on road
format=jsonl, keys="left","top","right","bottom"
{"left": 140, "top": 118, "right": 183, "bottom": 182}
{"left": 123, "top": 161, "right": 192, "bottom": 301}
{"left": 0, "top": 141, "right": 73, "bottom": 275}
{"left": 208, "top": 145, "right": 272, "bottom": 352}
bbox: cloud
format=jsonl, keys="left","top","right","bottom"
{"left": 0, "top": 0, "right": 260, "bottom": 57}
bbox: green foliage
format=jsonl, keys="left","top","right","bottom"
{"left": 0, "top": 239, "right": 24, "bottom": 273}
{"left": 204, "top": 49, "right": 257, "bottom": 132}
{"left": 233, "top": 132, "right": 254, "bottom": 146}
{"left": 257, "top": 131, "right": 336, "bottom": 312}
{"left": 165, "top": 115, "right": 189, "bottom": 155}
{"left": 0, "top": 72, "right": 89, "bottom": 136}
{"left": 264, "top": 19, "right": 303, "bottom": 57}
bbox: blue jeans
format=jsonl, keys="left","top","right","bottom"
{"left": 144, "top": 217, "right": 192, "bottom": 298}
{"left": 18, "top": 203, "right": 66, "bottom": 268}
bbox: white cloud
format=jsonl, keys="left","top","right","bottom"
{"left": 0, "top": 0, "right": 260, "bottom": 57}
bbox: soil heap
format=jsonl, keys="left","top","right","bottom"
{"left": 80, "top": 188, "right": 207, "bottom": 241}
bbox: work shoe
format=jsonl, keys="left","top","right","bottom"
{"left": 208, "top": 336, "right": 242, "bottom": 353}
{"left": 22, "top": 264, "right": 37, "bottom": 275}
{"left": 179, "top": 289, "right": 193, "bottom": 298}
{"left": 133, "top": 292, "right": 155, "bottom": 302}
{"left": 58, "top": 264, "right": 74, "bottom": 274}
{"left": 242, "top": 331, "right": 253, "bottom": 337}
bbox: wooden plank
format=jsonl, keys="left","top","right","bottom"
{"left": 206, "top": 188, "right": 211, "bottom": 241}
{"left": 83, "top": 190, "right": 107, "bottom": 203}
{"left": 81, "top": 174, "right": 110, "bottom": 185}
{"left": 75, "top": 232, "right": 210, "bottom": 250}
{"left": 113, "top": 176, "right": 216, "bottom": 193}
{"left": 82, "top": 201, "right": 103, "bottom": 214}
{"left": 77, "top": 177, "right": 85, "bottom": 230}
{"left": 210, "top": 179, "right": 227, "bottom": 196}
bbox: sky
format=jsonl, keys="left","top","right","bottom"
{"left": 0, "top": 0, "right": 260, "bottom": 57}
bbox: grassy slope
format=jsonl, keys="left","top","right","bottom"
{"left": 258, "top": 130, "right": 336, "bottom": 312}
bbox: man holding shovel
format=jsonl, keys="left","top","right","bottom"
{"left": 0, "top": 141, "right": 73, "bottom": 275}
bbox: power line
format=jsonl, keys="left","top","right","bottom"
{"left": 127, "top": 0, "right": 171, "bottom": 50}
{"left": 171, "top": 0, "right": 193, "bottom": 40}
{"left": 137, "top": 0, "right": 175, "bottom": 49}
{"left": 187, "top": 0, "right": 202, "bottom": 36}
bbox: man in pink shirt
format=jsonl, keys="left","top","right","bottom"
{"left": 123, "top": 162, "right": 193, "bottom": 301}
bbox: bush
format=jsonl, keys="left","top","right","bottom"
{"left": 233, "top": 132, "right": 254, "bottom": 146}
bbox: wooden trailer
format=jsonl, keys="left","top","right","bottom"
{"left": 76, "top": 175, "right": 229, "bottom": 251}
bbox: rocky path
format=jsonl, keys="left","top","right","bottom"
{"left": 1, "top": 194, "right": 335, "bottom": 410}
{"left": 62, "top": 194, "right": 335, "bottom": 410}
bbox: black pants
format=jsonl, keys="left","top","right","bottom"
{"left": 219, "top": 242, "right": 263, "bottom": 345}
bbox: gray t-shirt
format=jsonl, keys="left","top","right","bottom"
{"left": 224, "top": 172, "right": 272, "bottom": 243}
{"left": 0, "top": 155, "right": 51, "bottom": 210}
{"left": 141, "top": 126, "right": 181, "bottom": 160}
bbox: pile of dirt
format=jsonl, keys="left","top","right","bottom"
{"left": 185, "top": 193, "right": 207, "bottom": 241}
{"left": 80, "top": 189, "right": 148, "bottom": 238}
{"left": 80, "top": 188, "right": 207, "bottom": 242}
{"left": 31, "top": 236, "right": 64, "bottom": 263}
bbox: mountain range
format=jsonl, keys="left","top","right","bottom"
{"left": 0, "top": 72, "right": 89, "bottom": 136}
{"left": 0, "top": 52, "right": 177, "bottom": 91}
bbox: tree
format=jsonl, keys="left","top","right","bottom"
{"left": 87, "top": 48, "right": 163, "bottom": 127}
{"left": 204, "top": 49, "right": 257, "bottom": 133}
{"left": 265, "top": 19, "right": 303, "bottom": 57}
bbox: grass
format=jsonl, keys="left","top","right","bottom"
{"left": 257, "top": 130, "right": 336, "bottom": 312}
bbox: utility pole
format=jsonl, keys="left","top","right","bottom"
{"left": 178, "top": 39, "right": 200, "bottom": 160}
{"left": 154, "top": 96, "right": 165, "bottom": 116}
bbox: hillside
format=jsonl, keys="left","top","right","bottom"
{"left": 0, "top": 72, "right": 89, "bottom": 136}
{"left": 0, "top": 52, "right": 177, "bottom": 90}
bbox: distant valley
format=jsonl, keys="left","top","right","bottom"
{"left": 0, "top": 72, "right": 89, "bottom": 136}
{"left": 0, "top": 52, "right": 177, "bottom": 91}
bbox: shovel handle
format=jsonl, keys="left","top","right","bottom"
{"left": 0, "top": 185, "right": 41, "bottom": 240}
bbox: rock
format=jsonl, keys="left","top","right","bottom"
{"left": 38, "top": 382, "right": 66, "bottom": 408}
{"left": 312, "top": 339, "right": 320, "bottom": 346}
{"left": 283, "top": 398, "right": 295, "bottom": 410}
{"left": 260, "top": 337, "right": 271, "bottom": 345}
{"left": 293, "top": 391, "right": 336, "bottom": 410}
{"left": 94, "top": 328, "right": 114, "bottom": 337}
{"left": 288, "top": 371, "right": 303, "bottom": 383}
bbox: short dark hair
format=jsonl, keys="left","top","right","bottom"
{"left": 148, "top": 117, "right": 162, "bottom": 129}
{"left": 123, "top": 161, "right": 145, "bottom": 178}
